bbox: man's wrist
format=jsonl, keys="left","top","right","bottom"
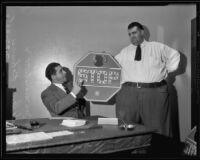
{"left": 70, "top": 92, "right": 77, "bottom": 99}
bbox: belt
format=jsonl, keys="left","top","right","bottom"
{"left": 123, "top": 80, "right": 167, "bottom": 88}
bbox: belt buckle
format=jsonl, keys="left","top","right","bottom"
{"left": 137, "top": 82, "right": 141, "bottom": 88}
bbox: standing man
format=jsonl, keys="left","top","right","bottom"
{"left": 115, "top": 22, "right": 180, "bottom": 136}
{"left": 41, "top": 62, "right": 84, "bottom": 118}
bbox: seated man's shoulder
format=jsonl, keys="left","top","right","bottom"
{"left": 41, "top": 85, "right": 54, "bottom": 97}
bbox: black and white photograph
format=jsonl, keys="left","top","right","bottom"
{"left": 1, "top": 0, "right": 199, "bottom": 159}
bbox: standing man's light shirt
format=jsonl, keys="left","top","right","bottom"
{"left": 115, "top": 40, "right": 180, "bottom": 83}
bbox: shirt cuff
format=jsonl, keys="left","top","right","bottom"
{"left": 70, "top": 92, "right": 77, "bottom": 99}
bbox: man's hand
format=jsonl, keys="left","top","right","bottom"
{"left": 71, "top": 80, "right": 84, "bottom": 95}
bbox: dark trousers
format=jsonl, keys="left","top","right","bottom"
{"left": 116, "top": 83, "right": 171, "bottom": 137}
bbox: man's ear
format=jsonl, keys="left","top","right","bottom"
{"left": 51, "top": 74, "right": 56, "bottom": 82}
{"left": 141, "top": 29, "right": 144, "bottom": 37}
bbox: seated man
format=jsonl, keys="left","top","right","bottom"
{"left": 41, "top": 62, "right": 84, "bottom": 118}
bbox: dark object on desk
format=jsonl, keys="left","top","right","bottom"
{"left": 13, "top": 120, "right": 42, "bottom": 131}
{"left": 30, "top": 120, "right": 40, "bottom": 128}
{"left": 30, "top": 120, "right": 39, "bottom": 126}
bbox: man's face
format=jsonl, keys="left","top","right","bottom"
{"left": 128, "top": 26, "right": 144, "bottom": 46}
{"left": 52, "top": 65, "right": 66, "bottom": 84}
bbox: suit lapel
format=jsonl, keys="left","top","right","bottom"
{"left": 50, "top": 84, "right": 66, "bottom": 98}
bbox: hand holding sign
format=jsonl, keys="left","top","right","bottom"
{"left": 72, "top": 80, "right": 84, "bottom": 95}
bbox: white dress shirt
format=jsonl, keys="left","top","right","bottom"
{"left": 54, "top": 83, "right": 77, "bottom": 98}
{"left": 115, "top": 40, "right": 180, "bottom": 83}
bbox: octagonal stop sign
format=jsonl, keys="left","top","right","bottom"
{"left": 74, "top": 52, "right": 121, "bottom": 102}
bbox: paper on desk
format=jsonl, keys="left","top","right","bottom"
{"left": 61, "top": 119, "right": 86, "bottom": 127}
{"left": 46, "top": 130, "right": 74, "bottom": 137}
{"left": 98, "top": 118, "right": 118, "bottom": 125}
{"left": 49, "top": 116, "right": 75, "bottom": 120}
{"left": 6, "top": 132, "right": 52, "bottom": 145}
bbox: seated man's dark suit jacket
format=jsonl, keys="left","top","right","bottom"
{"left": 41, "top": 83, "right": 79, "bottom": 118}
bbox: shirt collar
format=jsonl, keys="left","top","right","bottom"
{"left": 131, "top": 39, "right": 147, "bottom": 48}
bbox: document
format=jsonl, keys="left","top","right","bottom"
{"left": 6, "top": 132, "right": 52, "bottom": 145}
{"left": 98, "top": 118, "right": 118, "bottom": 125}
{"left": 61, "top": 119, "right": 86, "bottom": 127}
{"left": 46, "top": 130, "right": 74, "bottom": 137}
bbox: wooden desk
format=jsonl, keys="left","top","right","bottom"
{"left": 6, "top": 117, "right": 155, "bottom": 154}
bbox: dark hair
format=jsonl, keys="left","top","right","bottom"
{"left": 128, "top": 22, "right": 144, "bottom": 30}
{"left": 45, "top": 62, "right": 60, "bottom": 82}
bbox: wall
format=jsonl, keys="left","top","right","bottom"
{"left": 6, "top": 5, "right": 196, "bottom": 141}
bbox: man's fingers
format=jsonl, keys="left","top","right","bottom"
{"left": 77, "top": 80, "right": 85, "bottom": 86}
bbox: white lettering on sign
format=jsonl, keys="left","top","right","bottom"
{"left": 77, "top": 68, "right": 120, "bottom": 86}
{"left": 108, "top": 71, "right": 119, "bottom": 83}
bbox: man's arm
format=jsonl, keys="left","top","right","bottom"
{"left": 114, "top": 50, "right": 123, "bottom": 64}
{"left": 163, "top": 44, "right": 180, "bottom": 73}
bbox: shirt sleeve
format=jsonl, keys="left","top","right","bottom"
{"left": 162, "top": 44, "right": 180, "bottom": 73}
{"left": 70, "top": 92, "right": 77, "bottom": 99}
{"left": 114, "top": 50, "right": 123, "bottom": 65}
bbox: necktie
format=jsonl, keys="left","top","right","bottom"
{"left": 62, "top": 83, "right": 70, "bottom": 94}
{"left": 134, "top": 45, "right": 141, "bottom": 61}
